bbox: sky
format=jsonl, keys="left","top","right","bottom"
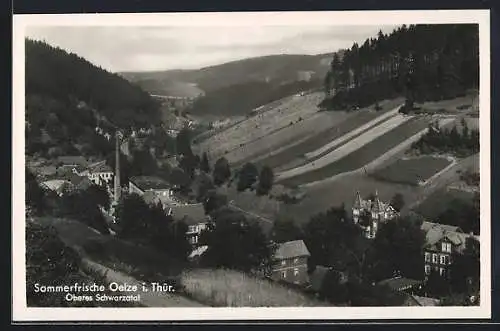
{"left": 26, "top": 25, "right": 399, "bottom": 73}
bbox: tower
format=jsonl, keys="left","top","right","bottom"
{"left": 113, "top": 130, "right": 121, "bottom": 204}
{"left": 352, "top": 191, "right": 363, "bottom": 224}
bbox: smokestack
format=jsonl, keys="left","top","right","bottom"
{"left": 114, "top": 131, "right": 121, "bottom": 204}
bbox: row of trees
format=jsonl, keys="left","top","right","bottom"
{"left": 412, "top": 120, "right": 480, "bottom": 157}
{"left": 322, "top": 24, "right": 479, "bottom": 110}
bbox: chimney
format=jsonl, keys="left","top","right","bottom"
{"left": 114, "top": 131, "right": 121, "bottom": 204}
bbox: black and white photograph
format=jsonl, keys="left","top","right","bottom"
{"left": 12, "top": 10, "right": 491, "bottom": 321}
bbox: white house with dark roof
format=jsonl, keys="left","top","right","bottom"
{"left": 129, "top": 176, "right": 174, "bottom": 200}
{"left": 271, "top": 240, "right": 311, "bottom": 285}
{"left": 87, "top": 161, "right": 114, "bottom": 186}
{"left": 421, "top": 221, "right": 479, "bottom": 278}
{"left": 352, "top": 190, "right": 398, "bottom": 239}
{"left": 166, "top": 203, "right": 208, "bottom": 246}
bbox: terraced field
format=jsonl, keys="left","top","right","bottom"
{"left": 372, "top": 155, "right": 454, "bottom": 186}
{"left": 278, "top": 116, "right": 431, "bottom": 187}
{"left": 198, "top": 92, "right": 324, "bottom": 162}
{"left": 275, "top": 113, "right": 411, "bottom": 181}
{"left": 254, "top": 98, "right": 404, "bottom": 170}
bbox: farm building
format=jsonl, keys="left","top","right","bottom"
{"left": 352, "top": 190, "right": 399, "bottom": 239}
{"left": 87, "top": 161, "right": 114, "bottom": 186}
{"left": 271, "top": 240, "right": 310, "bottom": 286}
{"left": 129, "top": 176, "right": 174, "bottom": 198}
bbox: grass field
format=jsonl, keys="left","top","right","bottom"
{"left": 181, "top": 269, "right": 325, "bottom": 307}
{"left": 413, "top": 187, "right": 475, "bottom": 220}
{"left": 278, "top": 116, "right": 430, "bottom": 187}
{"left": 372, "top": 156, "right": 453, "bottom": 186}
{"left": 255, "top": 98, "right": 404, "bottom": 170}
{"left": 276, "top": 173, "right": 419, "bottom": 225}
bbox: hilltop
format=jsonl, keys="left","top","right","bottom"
{"left": 25, "top": 39, "right": 162, "bottom": 158}
{"left": 120, "top": 53, "right": 334, "bottom": 94}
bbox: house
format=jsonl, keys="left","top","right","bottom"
{"left": 421, "top": 221, "right": 479, "bottom": 278}
{"left": 352, "top": 190, "right": 398, "bottom": 239}
{"left": 166, "top": 203, "right": 208, "bottom": 246}
{"left": 129, "top": 176, "right": 174, "bottom": 200}
{"left": 41, "top": 179, "right": 73, "bottom": 196}
{"left": 271, "top": 240, "right": 310, "bottom": 286}
{"left": 87, "top": 161, "right": 114, "bottom": 186}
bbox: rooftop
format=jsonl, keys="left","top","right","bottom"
{"left": 57, "top": 155, "right": 88, "bottom": 167}
{"left": 89, "top": 161, "right": 113, "bottom": 173}
{"left": 130, "top": 176, "right": 171, "bottom": 191}
{"left": 421, "top": 221, "right": 478, "bottom": 252}
{"left": 377, "top": 277, "right": 423, "bottom": 292}
{"left": 167, "top": 203, "right": 206, "bottom": 225}
{"left": 274, "top": 240, "right": 310, "bottom": 260}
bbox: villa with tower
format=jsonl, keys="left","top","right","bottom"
{"left": 352, "top": 190, "right": 399, "bottom": 239}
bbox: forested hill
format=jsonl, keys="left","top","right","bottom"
{"left": 321, "top": 24, "right": 479, "bottom": 110}
{"left": 25, "top": 39, "right": 162, "bottom": 157}
{"left": 121, "top": 53, "right": 333, "bottom": 94}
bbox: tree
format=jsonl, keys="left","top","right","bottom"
{"left": 175, "top": 128, "right": 193, "bottom": 157}
{"left": 200, "top": 208, "right": 273, "bottom": 273}
{"left": 368, "top": 217, "right": 426, "bottom": 281}
{"left": 200, "top": 152, "right": 210, "bottom": 173}
{"left": 237, "top": 162, "right": 259, "bottom": 192}
{"left": 257, "top": 166, "right": 274, "bottom": 196}
{"left": 319, "top": 269, "right": 350, "bottom": 304}
{"left": 26, "top": 167, "right": 47, "bottom": 215}
{"left": 169, "top": 167, "right": 192, "bottom": 194}
{"left": 390, "top": 193, "right": 405, "bottom": 212}
{"left": 115, "top": 193, "right": 152, "bottom": 238}
{"left": 203, "top": 190, "right": 228, "bottom": 215}
{"left": 213, "top": 157, "right": 231, "bottom": 186}
{"left": 26, "top": 222, "right": 81, "bottom": 306}
{"left": 86, "top": 183, "right": 111, "bottom": 210}
{"left": 449, "top": 237, "right": 480, "bottom": 294}
{"left": 271, "top": 217, "right": 303, "bottom": 243}
{"left": 195, "top": 173, "right": 215, "bottom": 203}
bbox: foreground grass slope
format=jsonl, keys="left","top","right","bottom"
{"left": 181, "top": 269, "right": 325, "bottom": 307}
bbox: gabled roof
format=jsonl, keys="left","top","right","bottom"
{"left": 129, "top": 176, "right": 171, "bottom": 191}
{"left": 57, "top": 156, "right": 88, "bottom": 167}
{"left": 377, "top": 277, "right": 423, "bottom": 292}
{"left": 421, "top": 221, "right": 476, "bottom": 253}
{"left": 274, "top": 240, "right": 310, "bottom": 260}
{"left": 89, "top": 161, "right": 113, "bottom": 173}
{"left": 167, "top": 203, "right": 206, "bottom": 225}
{"left": 41, "top": 179, "right": 72, "bottom": 194}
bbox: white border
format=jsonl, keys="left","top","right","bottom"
{"left": 12, "top": 10, "right": 491, "bottom": 321}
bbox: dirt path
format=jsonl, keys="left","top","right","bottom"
{"left": 81, "top": 259, "right": 206, "bottom": 307}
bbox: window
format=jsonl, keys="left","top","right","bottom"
{"left": 281, "top": 271, "right": 287, "bottom": 279}
{"left": 293, "top": 268, "right": 299, "bottom": 276}
{"left": 442, "top": 242, "right": 451, "bottom": 253}
{"left": 281, "top": 260, "right": 286, "bottom": 266}
{"left": 432, "top": 253, "right": 438, "bottom": 264}
{"left": 425, "top": 252, "right": 431, "bottom": 262}
{"left": 439, "top": 268, "right": 445, "bottom": 277}
{"left": 425, "top": 265, "right": 431, "bottom": 275}
{"left": 294, "top": 258, "right": 299, "bottom": 264}
{"left": 440, "top": 255, "right": 447, "bottom": 265}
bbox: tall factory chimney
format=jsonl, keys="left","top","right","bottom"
{"left": 114, "top": 130, "right": 121, "bottom": 204}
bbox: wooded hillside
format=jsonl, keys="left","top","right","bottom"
{"left": 322, "top": 24, "right": 479, "bottom": 110}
